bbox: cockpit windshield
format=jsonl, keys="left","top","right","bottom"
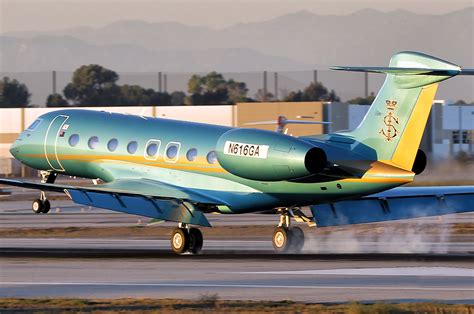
{"left": 27, "top": 119, "right": 42, "bottom": 131}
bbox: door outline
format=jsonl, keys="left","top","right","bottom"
{"left": 44, "top": 115, "right": 69, "bottom": 172}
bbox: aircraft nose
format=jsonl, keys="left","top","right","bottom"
{"left": 9, "top": 138, "right": 22, "bottom": 159}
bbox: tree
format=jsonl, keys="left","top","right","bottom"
{"left": 187, "top": 74, "right": 203, "bottom": 94}
{"left": 186, "top": 72, "right": 248, "bottom": 105}
{"left": 254, "top": 89, "right": 274, "bottom": 102}
{"left": 348, "top": 92, "right": 375, "bottom": 105}
{"left": 118, "top": 85, "right": 149, "bottom": 106}
{"left": 284, "top": 82, "right": 340, "bottom": 102}
{"left": 0, "top": 77, "right": 31, "bottom": 107}
{"left": 46, "top": 93, "right": 69, "bottom": 107}
{"left": 226, "top": 79, "right": 248, "bottom": 103}
{"left": 149, "top": 90, "right": 171, "bottom": 106}
{"left": 46, "top": 64, "right": 191, "bottom": 107}
{"left": 116, "top": 85, "right": 172, "bottom": 106}
{"left": 63, "top": 64, "right": 121, "bottom": 106}
{"left": 170, "top": 91, "right": 186, "bottom": 106}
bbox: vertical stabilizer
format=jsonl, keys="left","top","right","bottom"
{"left": 334, "top": 52, "right": 461, "bottom": 171}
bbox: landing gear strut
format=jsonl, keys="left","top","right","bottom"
{"left": 272, "top": 208, "right": 305, "bottom": 253}
{"left": 171, "top": 223, "right": 203, "bottom": 254}
{"left": 32, "top": 171, "right": 56, "bottom": 214}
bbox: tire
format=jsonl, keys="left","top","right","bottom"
{"left": 290, "top": 226, "right": 305, "bottom": 253}
{"left": 171, "top": 228, "right": 189, "bottom": 254}
{"left": 188, "top": 228, "right": 203, "bottom": 254}
{"left": 42, "top": 200, "right": 51, "bottom": 214}
{"left": 32, "top": 199, "right": 43, "bottom": 214}
{"left": 272, "top": 226, "right": 291, "bottom": 253}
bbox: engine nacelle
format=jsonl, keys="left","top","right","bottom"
{"left": 216, "top": 128, "right": 327, "bottom": 181}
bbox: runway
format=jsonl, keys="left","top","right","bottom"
{"left": 1, "top": 197, "right": 474, "bottom": 302}
{"left": 1, "top": 237, "right": 474, "bottom": 254}
{"left": 1, "top": 249, "right": 473, "bottom": 302}
{"left": 2, "top": 199, "right": 474, "bottom": 254}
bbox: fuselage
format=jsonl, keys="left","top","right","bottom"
{"left": 10, "top": 109, "right": 415, "bottom": 213}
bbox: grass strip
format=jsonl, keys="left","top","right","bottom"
{"left": 0, "top": 298, "right": 473, "bottom": 313}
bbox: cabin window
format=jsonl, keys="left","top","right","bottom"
{"left": 107, "top": 138, "right": 118, "bottom": 152}
{"left": 68, "top": 134, "right": 79, "bottom": 147}
{"left": 144, "top": 140, "right": 161, "bottom": 160}
{"left": 186, "top": 148, "right": 198, "bottom": 161}
{"left": 165, "top": 142, "right": 180, "bottom": 163}
{"left": 27, "top": 119, "right": 42, "bottom": 131}
{"left": 206, "top": 151, "right": 217, "bottom": 164}
{"left": 147, "top": 144, "right": 158, "bottom": 157}
{"left": 127, "top": 141, "right": 138, "bottom": 154}
{"left": 88, "top": 136, "right": 99, "bottom": 149}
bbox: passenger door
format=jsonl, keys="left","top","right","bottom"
{"left": 44, "top": 115, "right": 69, "bottom": 171}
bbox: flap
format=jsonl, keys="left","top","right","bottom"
{"left": 67, "top": 189, "right": 211, "bottom": 227}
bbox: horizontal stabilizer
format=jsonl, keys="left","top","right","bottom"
{"left": 331, "top": 66, "right": 474, "bottom": 77}
{"left": 310, "top": 186, "right": 474, "bottom": 227}
{"left": 330, "top": 66, "right": 464, "bottom": 76}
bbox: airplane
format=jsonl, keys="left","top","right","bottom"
{"left": 1, "top": 51, "right": 474, "bottom": 254}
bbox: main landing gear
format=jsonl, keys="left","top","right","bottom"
{"left": 272, "top": 209, "right": 305, "bottom": 253}
{"left": 171, "top": 223, "right": 203, "bottom": 254}
{"left": 32, "top": 191, "right": 51, "bottom": 214}
{"left": 32, "top": 171, "right": 57, "bottom": 214}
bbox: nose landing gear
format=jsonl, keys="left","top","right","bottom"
{"left": 32, "top": 171, "right": 56, "bottom": 214}
{"left": 170, "top": 223, "right": 203, "bottom": 254}
{"left": 272, "top": 208, "right": 306, "bottom": 253}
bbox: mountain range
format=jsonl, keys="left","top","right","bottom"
{"left": 1, "top": 8, "right": 473, "bottom": 104}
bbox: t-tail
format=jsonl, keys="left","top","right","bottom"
{"left": 332, "top": 51, "right": 474, "bottom": 172}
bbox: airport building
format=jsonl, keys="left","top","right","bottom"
{"left": 0, "top": 101, "right": 472, "bottom": 176}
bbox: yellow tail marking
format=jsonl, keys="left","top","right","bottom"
{"left": 391, "top": 83, "right": 438, "bottom": 170}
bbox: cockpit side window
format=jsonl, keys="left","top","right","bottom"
{"left": 27, "top": 119, "right": 42, "bottom": 131}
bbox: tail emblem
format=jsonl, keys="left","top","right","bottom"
{"left": 380, "top": 100, "right": 399, "bottom": 141}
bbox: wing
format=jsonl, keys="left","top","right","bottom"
{"left": 0, "top": 178, "right": 228, "bottom": 227}
{"left": 310, "top": 186, "right": 474, "bottom": 227}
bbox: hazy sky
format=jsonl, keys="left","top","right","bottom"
{"left": 1, "top": 0, "right": 472, "bottom": 33}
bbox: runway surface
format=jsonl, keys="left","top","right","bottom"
{"left": 1, "top": 196, "right": 474, "bottom": 302}
{"left": 1, "top": 237, "right": 474, "bottom": 255}
{"left": 2, "top": 199, "right": 474, "bottom": 254}
{"left": 1, "top": 249, "right": 473, "bottom": 302}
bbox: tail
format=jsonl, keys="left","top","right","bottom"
{"left": 332, "top": 51, "right": 473, "bottom": 171}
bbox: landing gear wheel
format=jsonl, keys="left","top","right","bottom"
{"left": 42, "top": 200, "right": 51, "bottom": 214}
{"left": 272, "top": 226, "right": 291, "bottom": 253}
{"left": 32, "top": 199, "right": 44, "bottom": 214}
{"left": 289, "top": 226, "right": 305, "bottom": 253}
{"left": 171, "top": 228, "right": 189, "bottom": 254}
{"left": 188, "top": 228, "right": 203, "bottom": 254}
